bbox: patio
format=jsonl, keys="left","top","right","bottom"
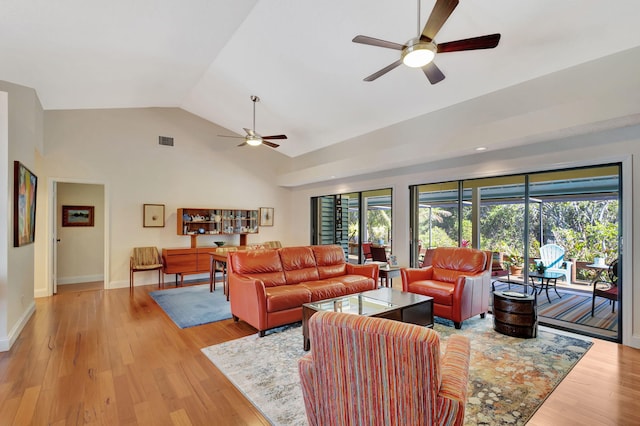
{"left": 491, "top": 278, "right": 618, "bottom": 340}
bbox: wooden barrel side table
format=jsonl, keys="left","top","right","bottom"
{"left": 493, "top": 291, "right": 538, "bottom": 338}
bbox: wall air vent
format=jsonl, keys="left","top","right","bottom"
{"left": 159, "top": 136, "right": 174, "bottom": 146}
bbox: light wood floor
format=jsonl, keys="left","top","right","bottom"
{"left": 1, "top": 282, "right": 639, "bottom": 425}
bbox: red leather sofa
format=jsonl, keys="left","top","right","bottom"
{"left": 401, "top": 247, "right": 491, "bottom": 329}
{"left": 228, "top": 245, "right": 378, "bottom": 336}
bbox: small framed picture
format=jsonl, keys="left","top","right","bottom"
{"left": 62, "top": 205, "right": 94, "bottom": 227}
{"left": 259, "top": 207, "right": 274, "bottom": 227}
{"left": 388, "top": 255, "right": 398, "bottom": 267}
{"left": 143, "top": 204, "right": 165, "bottom": 227}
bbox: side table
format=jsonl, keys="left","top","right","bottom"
{"left": 378, "top": 266, "right": 400, "bottom": 287}
{"left": 493, "top": 290, "right": 537, "bottom": 338}
{"left": 528, "top": 271, "right": 563, "bottom": 303}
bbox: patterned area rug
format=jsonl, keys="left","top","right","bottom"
{"left": 150, "top": 284, "right": 230, "bottom": 328}
{"left": 202, "top": 315, "right": 592, "bottom": 425}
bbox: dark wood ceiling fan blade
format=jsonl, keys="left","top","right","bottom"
{"left": 437, "top": 33, "right": 501, "bottom": 53}
{"left": 263, "top": 140, "right": 280, "bottom": 148}
{"left": 421, "top": 0, "right": 459, "bottom": 41}
{"left": 423, "top": 62, "right": 445, "bottom": 84}
{"left": 262, "top": 134, "right": 288, "bottom": 140}
{"left": 352, "top": 35, "right": 405, "bottom": 51}
{"left": 218, "top": 134, "right": 245, "bottom": 139}
{"left": 237, "top": 141, "right": 247, "bottom": 147}
{"left": 363, "top": 59, "right": 403, "bottom": 82}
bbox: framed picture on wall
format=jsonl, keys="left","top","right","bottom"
{"left": 13, "top": 161, "right": 38, "bottom": 247}
{"left": 259, "top": 207, "right": 274, "bottom": 226}
{"left": 62, "top": 205, "right": 94, "bottom": 227}
{"left": 143, "top": 204, "right": 165, "bottom": 227}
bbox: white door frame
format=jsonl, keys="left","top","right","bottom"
{"left": 47, "top": 177, "right": 110, "bottom": 295}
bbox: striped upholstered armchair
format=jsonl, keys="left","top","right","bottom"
{"left": 298, "top": 311, "right": 470, "bottom": 426}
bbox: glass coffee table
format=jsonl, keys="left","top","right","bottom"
{"left": 302, "top": 287, "right": 433, "bottom": 351}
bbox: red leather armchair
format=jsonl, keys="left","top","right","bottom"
{"left": 401, "top": 247, "right": 491, "bottom": 329}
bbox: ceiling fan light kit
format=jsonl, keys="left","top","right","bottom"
{"left": 402, "top": 39, "right": 436, "bottom": 67}
{"left": 353, "top": 0, "right": 500, "bottom": 84}
{"left": 246, "top": 135, "right": 262, "bottom": 146}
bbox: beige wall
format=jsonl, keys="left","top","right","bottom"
{"left": 36, "top": 107, "right": 292, "bottom": 293}
{"left": 56, "top": 183, "right": 105, "bottom": 284}
{"left": 0, "top": 81, "right": 44, "bottom": 351}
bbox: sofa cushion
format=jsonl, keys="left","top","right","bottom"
{"left": 230, "top": 249, "right": 286, "bottom": 287}
{"left": 279, "top": 246, "right": 320, "bottom": 284}
{"left": 299, "top": 280, "right": 346, "bottom": 301}
{"left": 330, "top": 275, "right": 376, "bottom": 293}
{"left": 406, "top": 280, "right": 454, "bottom": 306}
{"left": 312, "top": 245, "right": 347, "bottom": 279}
{"left": 432, "top": 247, "right": 487, "bottom": 274}
{"left": 265, "top": 285, "right": 312, "bottom": 312}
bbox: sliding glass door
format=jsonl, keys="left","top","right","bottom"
{"left": 410, "top": 164, "right": 622, "bottom": 342}
{"left": 311, "top": 188, "right": 392, "bottom": 264}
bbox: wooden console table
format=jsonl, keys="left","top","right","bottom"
{"left": 162, "top": 247, "right": 216, "bottom": 286}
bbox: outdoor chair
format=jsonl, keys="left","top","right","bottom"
{"left": 299, "top": 311, "right": 470, "bottom": 426}
{"left": 538, "top": 244, "right": 573, "bottom": 283}
{"left": 361, "top": 242, "right": 373, "bottom": 262}
{"left": 370, "top": 245, "right": 388, "bottom": 263}
{"left": 592, "top": 258, "right": 619, "bottom": 316}
{"left": 130, "top": 247, "right": 164, "bottom": 289}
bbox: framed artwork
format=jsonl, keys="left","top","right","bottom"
{"left": 143, "top": 204, "right": 165, "bottom": 227}
{"left": 259, "top": 207, "right": 274, "bottom": 226}
{"left": 62, "top": 205, "right": 95, "bottom": 227}
{"left": 13, "top": 161, "right": 38, "bottom": 247}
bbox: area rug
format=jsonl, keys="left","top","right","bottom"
{"left": 492, "top": 281, "right": 618, "bottom": 332}
{"left": 202, "top": 316, "right": 592, "bottom": 425}
{"left": 150, "top": 284, "right": 231, "bottom": 328}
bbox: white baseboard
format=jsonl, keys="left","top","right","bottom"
{"left": 109, "top": 273, "right": 211, "bottom": 290}
{"left": 57, "top": 274, "right": 104, "bottom": 285}
{"left": 0, "top": 301, "right": 36, "bottom": 352}
{"left": 34, "top": 288, "right": 50, "bottom": 298}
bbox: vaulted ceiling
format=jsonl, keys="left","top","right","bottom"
{"left": 2, "top": 0, "right": 640, "bottom": 158}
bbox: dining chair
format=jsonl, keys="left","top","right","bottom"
{"left": 591, "top": 258, "right": 619, "bottom": 316}
{"left": 130, "top": 247, "right": 164, "bottom": 289}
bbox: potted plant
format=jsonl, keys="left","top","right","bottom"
{"left": 505, "top": 252, "right": 525, "bottom": 275}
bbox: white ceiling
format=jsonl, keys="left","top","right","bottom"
{"left": 2, "top": 0, "right": 640, "bottom": 158}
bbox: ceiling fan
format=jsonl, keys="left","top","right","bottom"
{"left": 218, "top": 95, "right": 287, "bottom": 148}
{"left": 353, "top": 0, "right": 501, "bottom": 84}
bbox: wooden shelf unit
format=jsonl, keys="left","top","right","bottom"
{"left": 177, "top": 208, "right": 259, "bottom": 248}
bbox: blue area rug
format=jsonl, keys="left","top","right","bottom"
{"left": 150, "top": 284, "right": 231, "bottom": 328}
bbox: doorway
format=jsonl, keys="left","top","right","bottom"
{"left": 51, "top": 181, "right": 107, "bottom": 294}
